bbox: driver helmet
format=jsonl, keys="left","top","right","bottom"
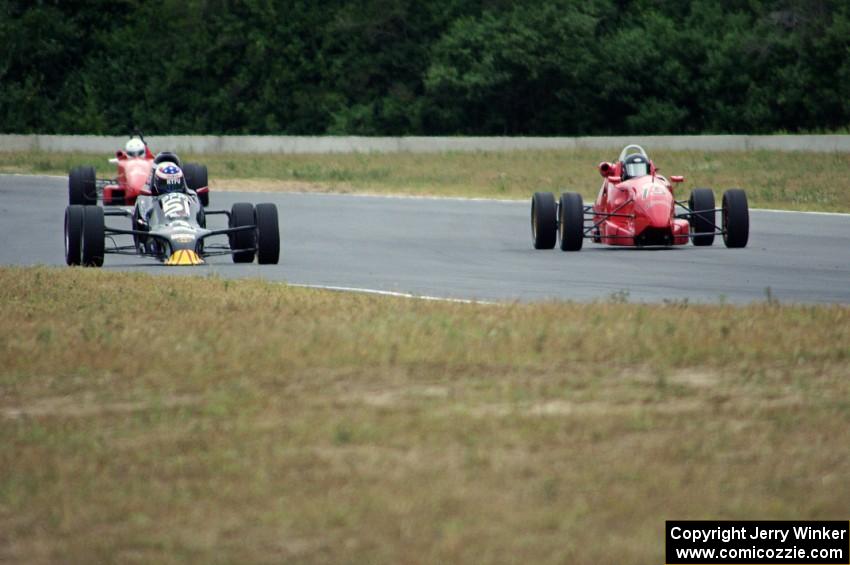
{"left": 153, "top": 151, "right": 183, "bottom": 168}
{"left": 125, "top": 137, "right": 146, "bottom": 158}
{"left": 623, "top": 153, "right": 650, "bottom": 179}
{"left": 153, "top": 162, "right": 185, "bottom": 195}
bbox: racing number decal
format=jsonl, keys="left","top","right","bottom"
{"left": 161, "top": 194, "right": 190, "bottom": 218}
{"left": 642, "top": 183, "right": 666, "bottom": 198}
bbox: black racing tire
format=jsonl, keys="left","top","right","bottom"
{"left": 531, "top": 192, "right": 557, "bottom": 249}
{"left": 255, "top": 203, "right": 280, "bottom": 264}
{"left": 69, "top": 166, "right": 97, "bottom": 205}
{"left": 184, "top": 163, "right": 209, "bottom": 207}
{"left": 196, "top": 206, "right": 207, "bottom": 229}
{"left": 132, "top": 207, "right": 148, "bottom": 253}
{"left": 65, "top": 205, "right": 84, "bottom": 265}
{"left": 229, "top": 202, "right": 256, "bottom": 263}
{"left": 689, "top": 187, "right": 715, "bottom": 246}
{"left": 558, "top": 192, "right": 584, "bottom": 251}
{"left": 722, "top": 188, "right": 749, "bottom": 248}
{"left": 183, "top": 163, "right": 197, "bottom": 187}
{"left": 81, "top": 205, "right": 105, "bottom": 267}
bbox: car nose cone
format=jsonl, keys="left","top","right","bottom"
{"left": 646, "top": 202, "right": 670, "bottom": 227}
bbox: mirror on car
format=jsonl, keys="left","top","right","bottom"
{"left": 670, "top": 175, "right": 685, "bottom": 183}
{"left": 608, "top": 175, "right": 622, "bottom": 183}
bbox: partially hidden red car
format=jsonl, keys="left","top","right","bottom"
{"left": 531, "top": 145, "right": 749, "bottom": 251}
{"left": 68, "top": 135, "right": 209, "bottom": 207}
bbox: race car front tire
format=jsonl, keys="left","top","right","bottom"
{"left": 722, "top": 189, "right": 749, "bottom": 248}
{"left": 132, "top": 207, "right": 148, "bottom": 253}
{"left": 230, "top": 202, "right": 256, "bottom": 263}
{"left": 255, "top": 203, "right": 280, "bottom": 265}
{"left": 69, "top": 166, "right": 97, "bottom": 205}
{"left": 81, "top": 205, "right": 105, "bottom": 267}
{"left": 531, "top": 192, "right": 557, "bottom": 249}
{"left": 559, "top": 192, "right": 584, "bottom": 251}
{"left": 65, "top": 205, "right": 84, "bottom": 265}
{"left": 689, "top": 188, "right": 716, "bottom": 246}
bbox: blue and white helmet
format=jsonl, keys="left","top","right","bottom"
{"left": 153, "top": 162, "right": 185, "bottom": 194}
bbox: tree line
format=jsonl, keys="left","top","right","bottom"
{"left": 1, "top": 0, "right": 848, "bottom": 135}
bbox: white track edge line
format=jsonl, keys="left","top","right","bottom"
{"left": 5, "top": 173, "right": 850, "bottom": 216}
{"left": 292, "top": 192, "right": 850, "bottom": 215}
{"left": 751, "top": 208, "right": 850, "bottom": 217}
{"left": 286, "top": 282, "right": 498, "bottom": 305}
{"left": 285, "top": 191, "right": 524, "bottom": 203}
{"left": 310, "top": 192, "right": 850, "bottom": 216}
{"left": 2, "top": 172, "right": 66, "bottom": 179}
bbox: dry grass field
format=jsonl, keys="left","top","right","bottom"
{"left": 1, "top": 148, "right": 849, "bottom": 211}
{"left": 2, "top": 267, "right": 849, "bottom": 563}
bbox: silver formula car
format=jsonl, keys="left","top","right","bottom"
{"left": 64, "top": 167, "right": 279, "bottom": 267}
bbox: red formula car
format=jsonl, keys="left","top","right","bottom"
{"left": 68, "top": 135, "right": 210, "bottom": 207}
{"left": 531, "top": 145, "right": 749, "bottom": 251}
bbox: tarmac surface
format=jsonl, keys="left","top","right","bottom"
{"left": 2, "top": 174, "right": 849, "bottom": 304}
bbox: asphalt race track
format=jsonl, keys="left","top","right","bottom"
{"left": 2, "top": 174, "right": 849, "bottom": 304}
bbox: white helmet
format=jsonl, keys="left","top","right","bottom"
{"left": 125, "top": 138, "right": 145, "bottom": 158}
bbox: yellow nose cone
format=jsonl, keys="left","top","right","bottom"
{"left": 165, "top": 249, "right": 205, "bottom": 266}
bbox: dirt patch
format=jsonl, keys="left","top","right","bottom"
{"left": 353, "top": 385, "right": 450, "bottom": 407}
{"left": 668, "top": 369, "right": 719, "bottom": 388}
{"left": 1, "top": 393, "right": 202, "bottom": 419}
{"left": 464, "top": 398, "right": 706, "bottom": 418}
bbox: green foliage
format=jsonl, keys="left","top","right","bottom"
{"left": 425, "top": 2, "right": 602, "bottom": 133}
{"left": 0, "top": 0, "right": 848, "bottom": 134}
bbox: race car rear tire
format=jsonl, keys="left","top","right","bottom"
{"left": 722, "top": 189, "right": 749, "bottom": 248}
{"left": 184, "top": 163, "right": 209, "bottom": 207}
{"left": 559, "top": 192, "right": 584, "bottom": 251}
{"left": 65, "top": 205, "right": 84, "bottom": 265}
{"left": 69, "top": 166, "right": 97, "bottom": 205}
{"left": 81, "top": 205, "right": 105, "bottom": 267}
{"left": 689, "top": 187, "right": 715, "bottom": 246}
{"left": 230, "top": 202, "right": 256, "bottom": 263}
{"left": 255, "top": 203, "right": 280, "bottom": 265}
{"left": 531, "top": 192, "right": 557, "bottom": 249}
